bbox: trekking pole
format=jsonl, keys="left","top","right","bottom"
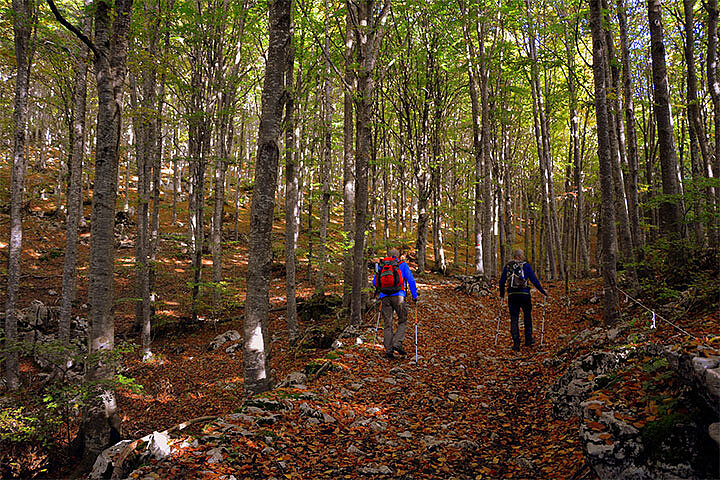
{"left": 414, "top": 301, "right": 419, "bottom": 362}
{"left": 494, "top": 299, "right": 502, "bottom": 346}
{"left": 540, "top": 298, "right": 547, "bottom": 346}
{"left": 372, "top": 301, "right": 382, "bottom": 347}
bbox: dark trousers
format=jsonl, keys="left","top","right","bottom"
{"left": 508, "top": 293, "right": 533, "bottom": 346}
{"left": 381, "top": 295, "right": 408, "bottom": 354}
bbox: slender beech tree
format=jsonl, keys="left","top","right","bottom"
{"left": 243, "top": 0, "right": 290, "bottom": 394}
{"left": 342, "top": 10, "right": 355, "bottom": 308}
{"left": 590, "top": 0, "right": 619, "bottom": 326}
{"left": 49, "top": 0, "right": 134, "bottom": 467}
{"left": 6, "top": 0, "right": 36, "bottom": 390}
{"left": 648, "top": 0, "right": 683, "bottom": 235}
{"left": 684, "top": 0, "right": 710, "bottom": 246}
{"left": 316, "top": 0, "right": 332, "bottom": 295}
{"left": 285, "top": 3, "right": 299, "bottom": 342}
{"left": 617, "top": 0, "right": 643, "bottom": 251}
{"left": 706, "top": 0, "right": 720, "bottom": 247}
{"left": 349, "top": 0, "right": 391, "bottom": 326}
{"left": 458, "top": 0, "right": 486, "bottom": 275}
{"left": 60, "top": 1, "right": 92, "bottom": 344}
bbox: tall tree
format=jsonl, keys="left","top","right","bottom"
{"left": 316, "top": 0, "right": 333, "bottom": 295}
{"left": 6, "top": 0, "right": 36, "bottom": 390}
{"left": 60, "top": 1, "right": 92, "bottom": 344}
{"left": 243, "top": 0, "right": 291, "bottom": 394}
{"left": 590, "top": 0, "right": 619, "bottom": 326}
{"left": 648, "top": 0, "right": 683, "bottom": 235}
{"left": 284, "top": 2, "right": 299, "bottom": 342}
{"left": 617, "top": 0, "right": 643, "bottom": 251}
{"left": 48, "top": 0, "right": 134, "bottom": 467}
{"left": 458, "top": 0, "right": 486, "bottom": 275}
{"left": 342, "top": 10, "right": 355, "bottom": 308}
{"left": 349, "top": 0, "right": 391, "bottom": 326}
{"left": 706, "top": 0, "right": 720, "bottom": 247}
{"left": 683, "top": 0, "right": 710, "bottom": 245}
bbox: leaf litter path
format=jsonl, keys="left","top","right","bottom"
{"left": 128, "top": 277, "right": 590, "bottom": 480}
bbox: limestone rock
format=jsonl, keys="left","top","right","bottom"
{"left": 149, "top": 431, "right": 172, "bottom": 460}
{"left": 208, "top": 330, "right": 241, "bottom": 350}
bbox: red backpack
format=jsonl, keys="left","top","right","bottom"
{"left": 377, "top": 257, "right": 404, "bottom": 294}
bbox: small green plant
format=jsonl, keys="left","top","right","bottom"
{"left": 38, "top": 248, "right": 63, "bottom": 262}
{"left": 0, "top": 407, "right": 56, "bottom": 445}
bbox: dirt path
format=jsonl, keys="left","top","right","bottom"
{"left": 123, "top": 277, "right": 591, "bottom": 479}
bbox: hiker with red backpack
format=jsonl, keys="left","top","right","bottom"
{"left": 372, "top": 248, "right": 418, "bottom": 360}
{"left": 499, "top": 248, "right": 548, "bottom": 351}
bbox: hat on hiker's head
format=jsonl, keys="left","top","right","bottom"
{"left": 388, "top": 247, "right": 400, "bottom": 258}
{"left": 513, "top": 248, "right": 525, "bottom": 261}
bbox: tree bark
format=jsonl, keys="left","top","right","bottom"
{"left": 60, "top": 1, "right": 91, "bottom": 344}
{"left": 6, "top": 0, "right": 35, "bottom": 390}
{"left": 590, "top": 0, "right": 620, "bottom": 326}
{"left": 317, "top": 1, "right": 332, "bottom": 295}
{"left": 342, "top": 10, "right": 355, "bottom": 309}
{"left": 705, "top": 0, "right": 720, "bottom": 247}
{"left": 458, "top": 0, "right": 485, "bottom": 275}
{"left": 63, "top": 0, "right": 133, "bottom": 469}
{"left": 648, "top": 0, "right": 683, "bottom": 235}
{"left": 617, "top": 0, "right": 644, "bottom": 251}
{"left": 284, "top": 10, "right": 299, "bottom": 342}
{"left": 243, "top": 0, "right": 290, "bottom": 394}
{"left": 683, "top": 0, "right": 709, "bottom": 246}
{"left": 349, "top": 0, "right": 391, "bottom": 326}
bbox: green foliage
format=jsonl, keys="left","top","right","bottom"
{"left": 636, "top": 240, "right": 719, "bottom": 313}
{"left": 640, "top": 412, "right": 694, "bottom": 463}
{"left": 0, "top": 407, "right": 57, "bottom": 445}
{"left": 189, "top": 280, "right": 242, "bottom": 323}
{"left": 38, "top": 248, "right": 63, "bottom": 262}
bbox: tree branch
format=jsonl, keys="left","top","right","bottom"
{"left": 46, "top": 0, "right": 100, "bottom": 59}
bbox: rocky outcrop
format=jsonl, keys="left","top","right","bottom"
{"left": 664, "top": 346, "right": 720, "bottom": 417}
{"left": 549, "top": 346, "right": 641, "bottom": 420}
{"left": 579, "top": 397, "right": 717, "bottom": 480}
{"left": 550, "top": 342, "right": 719, "bottom": 480}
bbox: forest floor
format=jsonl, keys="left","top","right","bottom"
{"left": 116, "top": 276, "right": 593, "bottom": 479}
{"left": 2, "top": 195, "right": 719, "bottom": 479}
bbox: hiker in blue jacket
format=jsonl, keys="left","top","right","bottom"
{"left": 499, "top": 249, "right": 548, "bottom": 351}
{"left": 372, "top": 248, "right": 418, "bottom": 359}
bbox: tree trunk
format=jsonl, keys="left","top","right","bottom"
{"left": 284, "top": 14, "right": 299, "bottom": 342}
{"left": 601, "top": 4, "right": 634, "bottom": 266}
{"left": 617, "top": 0, "right": 644, "bottom": 251}
{"left": 317, "top": 2, "right": 332, "bottom": 296}
{"left": 458, "top": 0, "right": 485, "bottom": 275}
{"left": 648, "top": 0, "right": 683, "bottom": 235}
{"left": 342, "top": 11, "right": 355, "bottom": 309}
{"left": 684, "top": 0, "right": 709, "bottom": 246}
{"left": 349, "top": 0, "right": 390, "bottom": 326}
{"left": 416, "top": 171, "right": 431, "bottom": 273}
{"left": 60, "top": 2, "right": 91, "bottom": 344}
{"left": 590, "top": 0, "right": 620, "bottom": 326}
{"left": 6, "top": 0, "right": 35, "bottom": 390}
{"left": 70, "top": 0, "right": 133, "bottom": 469}
{"left": 705, "top": 0, "right": 720, "bottom": 247}
{"left": 243, "top": 0, "right": 290, "bottom": 394}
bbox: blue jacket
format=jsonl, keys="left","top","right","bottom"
{"left": 372, "top": 258, "right": 418, "bottom": 300}
{"left": 499, "top": 261, "right": 547, "bottom": 298}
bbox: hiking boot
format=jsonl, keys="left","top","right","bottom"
{"left": 385, "top": 351, "right": 395, "bottom": 360}
{"left": 525, "top": 338, "right": 535, "bottom": 347}
{"left": 393, "top": 346, "right": 407, "bottom": 356}
{"left": 512, "top": 343, "right": 521, "bottom": 352}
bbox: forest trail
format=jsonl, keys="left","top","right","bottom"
{"left": 124, "top": 276, "right": 592, "bottom": 480}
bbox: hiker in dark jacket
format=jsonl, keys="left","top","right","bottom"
{"left": 372, "top": 248, "right": 418, "bottom": 359}
{"left": 499, "top": 249, "right": 548, "bottom": 351}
